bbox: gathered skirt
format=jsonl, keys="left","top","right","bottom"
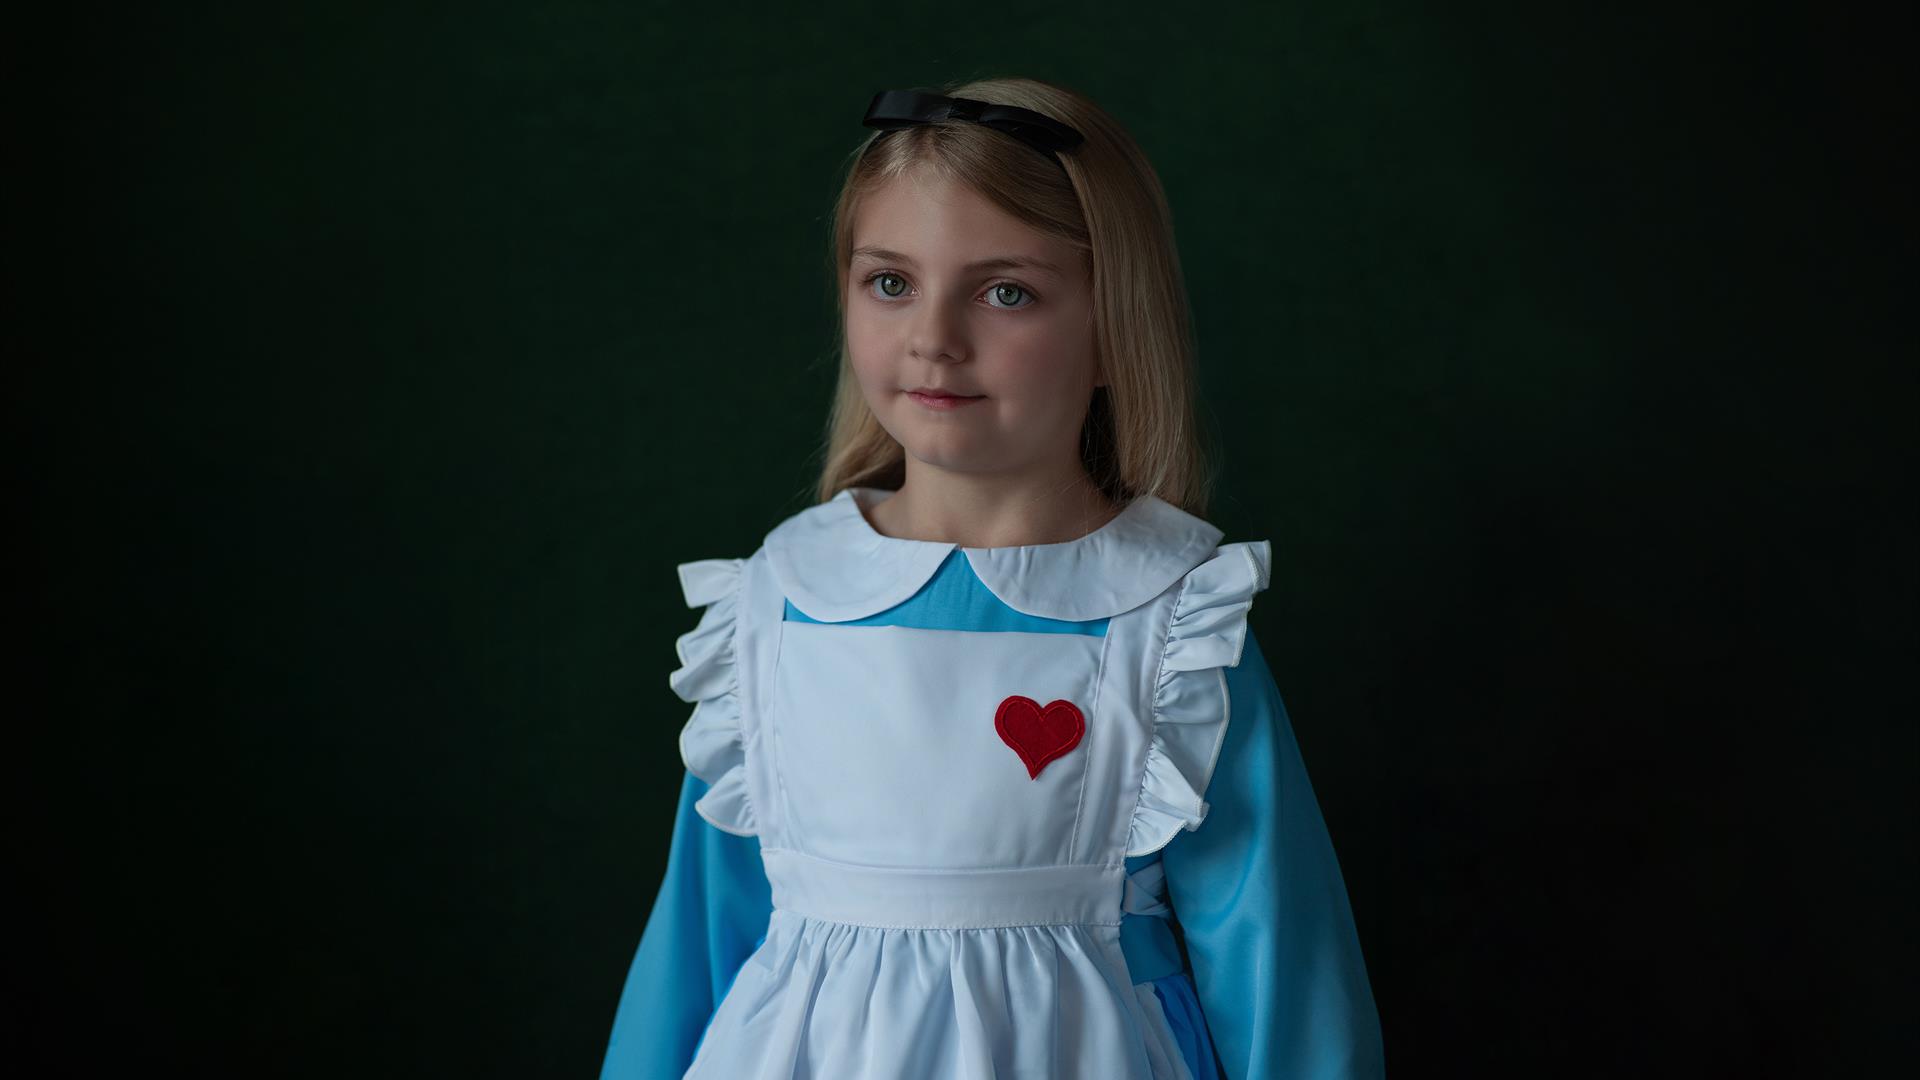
{"left": 683, "top": 909, "right": 1220, "bottom": 1079}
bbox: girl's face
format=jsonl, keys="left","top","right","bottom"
{"left": 844, "top": 167, "right": 1100, "bottom": 482}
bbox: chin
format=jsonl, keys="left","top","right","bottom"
{"left": 900, "top": 440, "right": 1017, "bottom": 476}
{"left": 891, "top": 427, "right": 972, "bottom": 467}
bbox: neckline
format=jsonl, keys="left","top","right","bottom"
{"left": 842, "top": 486, "right": 1147, "bottom": 554}
{"left": 767, "top": 484, "right": 1228, "bottom": 622}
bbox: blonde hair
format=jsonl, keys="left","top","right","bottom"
{"left": 813, "top": 75, "right": 1216, "bottom": 518}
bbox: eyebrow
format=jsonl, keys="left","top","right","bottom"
{"left": 850, "top": 246, "right": 1064, "bottom": 277}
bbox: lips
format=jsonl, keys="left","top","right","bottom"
{"left": 905, "top": 389, "right": 985, "bottom": 411}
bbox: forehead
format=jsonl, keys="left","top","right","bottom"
{"left": 850, "top": 169, "right": 1075, "bottom": 275}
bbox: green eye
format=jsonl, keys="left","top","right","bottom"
{"left": 860, "top": 270, "right": 1035, "bottom": 309}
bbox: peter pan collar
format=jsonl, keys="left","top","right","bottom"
{"left": 764, "top": 486, "right": 1226, "bottom": 623}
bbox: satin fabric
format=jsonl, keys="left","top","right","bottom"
{"left": 1163, "top": 631, "right": 1386, "bottom": 1078}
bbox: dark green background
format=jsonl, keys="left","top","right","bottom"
{"left": 23, "top": 2, "right": 1908, "bottom": 1076}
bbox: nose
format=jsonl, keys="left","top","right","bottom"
{"left": 908, "top": 293, "right": 970, "bottom": 364}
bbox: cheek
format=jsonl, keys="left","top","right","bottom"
{"left": 995, "top": 320, "right": 1097, "bottom": 394}
{"left": 843, "top": 315, "right": 891, "bottom": 387}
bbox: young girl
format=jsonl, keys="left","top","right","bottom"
{"left": 599, "top": 77, "right": 1383, "bottom": 1080}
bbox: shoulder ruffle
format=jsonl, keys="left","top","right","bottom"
{"left": 668, "top": 557, "right": 757, "bottom": 837}
{"left": 1126, "top": 540, "right": 1273, "bottom": 857}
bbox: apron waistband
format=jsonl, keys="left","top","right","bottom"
{"left": 762, "top": 848, "right": 1126, "bottom": 929}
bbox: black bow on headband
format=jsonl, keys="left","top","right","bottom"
{"left": 861, "top": 90, "right": 1085, "bottom": 162}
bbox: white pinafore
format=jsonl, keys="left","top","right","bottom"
{"left": 669, "top": 487, "right": 1270, "bottom": 1079}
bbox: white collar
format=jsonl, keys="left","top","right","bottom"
{"left": 764, "top": 486, "right": 1226, "bottom": 622}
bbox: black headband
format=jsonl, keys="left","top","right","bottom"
{"left": 861, "top": 89, "right": 1085, "bottom": 163}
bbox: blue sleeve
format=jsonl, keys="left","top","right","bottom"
{"left": 599, "top": 770, "right": 775, "bottom": 1080}
{"left": 1161, "top": 629, "right": 1385, "bottom": 1079}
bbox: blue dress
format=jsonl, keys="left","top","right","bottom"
{"left": 599, "top": 489, "right": 1383, "bottom": 1078}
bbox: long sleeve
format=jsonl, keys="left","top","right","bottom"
{"left": 1162, "top": 629, "right": 1385, "bottom": 1078}
{"left": 599, "top": 770, "right": 774, "bottom": 1080}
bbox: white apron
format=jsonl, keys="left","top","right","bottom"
{"left": 669, "top": 487, "right": 1270, "bottom": 1079}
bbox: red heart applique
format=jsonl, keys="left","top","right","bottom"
{"left": 994, "top": 695, "right": 1086, "bottom": 780}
